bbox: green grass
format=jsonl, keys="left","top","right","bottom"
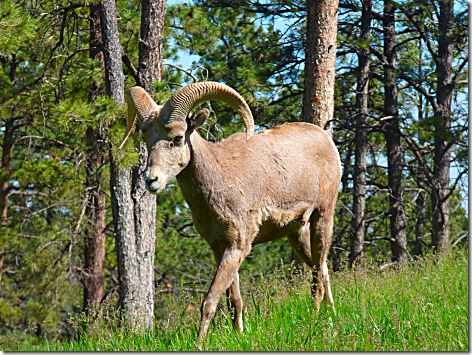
{"left": 3, "top": 247, "right": 468, "bottom": 351}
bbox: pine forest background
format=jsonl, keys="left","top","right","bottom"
{"left": 0, "top": 0, "right": 468, "bottom": 343}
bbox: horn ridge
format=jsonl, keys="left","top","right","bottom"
{"left": 118, "top": 86, "right": 158, "bottom": 150}
{"left": 128, "top": 86, "right": 158, "bottom": 125}
{"left": 161, "top": 82, "right": 254, "bottom": 141}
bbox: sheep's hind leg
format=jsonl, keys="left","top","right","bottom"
{"left": 309, "top": 208, "right": 335, "bottom": 311}
{"left": 288, "top": 224, "right": 334, "bottom": 308}
{"left": 226, "top": 272, "right": 243, "bottom": 333}
{"left": 287, "top": 224, "right": 313, "bottom": 268}
{"left": 198, "top": 244, "right": 249, "bottom": 345}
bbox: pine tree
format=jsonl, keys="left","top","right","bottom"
{"left": 83, "top": 3, "right": 107, "bottom": 320}
{"left": 130, "top": 0, "right": 166, "bottom": 328}
{"left": 393, "top": 0, "right": 468, "bottom": 251}
{"left": 383, "top": 0, "right": 408, "bottom": 262}
{"left": 349, "top": 0, "right": 371, "bottom": 266}
{"left": 302, "top": 0, "right": 339, "bottom": 130}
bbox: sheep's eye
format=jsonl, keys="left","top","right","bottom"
{"left": 174, "top": 136, "right": 184, "bottom": 143}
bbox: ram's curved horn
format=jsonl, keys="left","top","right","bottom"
{"left": 118, "top": 87, "right": 158, "bottom": 150}
{"left": 160, "top": 81, "right": 254, "bottom": 141}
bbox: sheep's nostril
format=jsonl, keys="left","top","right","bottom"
{"left": 145, "top": 176, "right": 158, "bottom": 188}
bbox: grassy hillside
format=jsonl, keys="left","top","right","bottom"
{"left": 3, "top": 247, "right": 468, "bottom": 351}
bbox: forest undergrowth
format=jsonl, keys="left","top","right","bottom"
{"left": 2, "top": 247, "right": 468, "bottom": 351}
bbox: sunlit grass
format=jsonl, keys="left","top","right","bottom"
{"left": 3, "top": 247, "right": 468, "bottom": 351}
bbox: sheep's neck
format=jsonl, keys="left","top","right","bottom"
{"left": 176, "top": 132, "right": 222, "bottom": 215}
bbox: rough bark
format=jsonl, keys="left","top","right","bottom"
{"left": 89, "top": 4, "right": 105, "bottom": 101}
{"left": 83, "top": 5, "right": 107, "bottom": 317}
{"left": 331, "top": 206, "right": 345, "bottom": 271}
{"left": 100, "top": 0, "right": 145, "bottom": 329}
{"left": 302, "top": 0, "right": 339, "bottom": 130}
{"left": 110, "top": 158, "right": 141, "bottom": 327}
{"left": 431, "top": 0, "right": 454, "bottom": 251}
{"left": 100, "top": 0, "right": 125, "bottom": 103}
{"left": 412, "top": 43, "right": 425, "bottom": 257}
{"left": 383, "top": 0, "right": 408, "bottom": 262}
{"left": 130, "top": 152, "right": 157, "bottom": 328}
{"left": 83, "top": 142, "right": 107, "bottom": 315}
{"left": 118, "top": 0, "right": 166, "bottom": 328}
{"left": 102, "top": 0, "right": 165, "bottom": 329}
{"left": 332, "top": 142, "right": 352, "bottom": 272}
{"left": 138, "top": 0, "right": 165, "bottom": 91}
{"left": 90, "top": 5, "right": 104, "bottom": 62}
{"left": 349, "top": 0, "right": 371, "bottom": 267}
{"left": 83, "top": 178, "right": 107, "bottom": 313}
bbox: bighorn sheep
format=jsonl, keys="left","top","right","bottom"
{"left": 119, "top": 81, "right": 342, "bottom": 342}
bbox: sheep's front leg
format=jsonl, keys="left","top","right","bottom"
{"left": 197, "top": 245, "right": 248, "bottom": 345}
{"left": 210, "top": 247, "right": 244, "bottom": 333}
{"left": 226, "top": 271, "right": 243, "bottom": 333}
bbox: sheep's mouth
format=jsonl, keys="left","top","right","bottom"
{"left": 145, "top": 182, "right": 166, "bottom": 194}
{"left": 146, "top": 186, "right": 165, "bottom": 194}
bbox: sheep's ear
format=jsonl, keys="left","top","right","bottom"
{"left": 187, "top": 108, "right": 210, "bottom": 132}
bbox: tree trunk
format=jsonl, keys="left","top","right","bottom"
{"left": 413, "top": 43, "right": 425, "bottom": 258}
{"left": 100, "top": 0, "right": 125, "bottom": 103}
{"left": 102, "top": 0, "right": 166, "bottom": 330}
{"left": 383, "top": 0, "right": 408, "bottom": 262}
{"left": 133, "top": 0, "right": 165, "bottom": 325}
{"left": 110, "top": 158, "right": 141, "bottom": 327}
{"left": 0, "top": 115, "right": 14, "bottom": 286}
{"left": 331, "top": 207, "right": 345, "bottom": 272}
{"left": 0, "top": 117, "right": 13, "bottom": 226}
{"left": 83, "top": 177, "right": 107, "bottom": 313}
{"left": 100, "top": 0, "right": 144, "bottom": 329}
{"left": 83, "top": 4, "right": 107, "bottom": 317}
{"left": 302, "top": 0, "right": 339, "bottom": 130}
{"left": 332, "top": 141, "right": 352, "bottom": 271}
{"left": 138, "top": 0, "right": 165, "bottom": 91}
{"left": 0, "top": 55, "right": 17, "bottom": 285}
{"left": 119, "top": 0, "right": 166, "bottom": 328}
{"left": 431, "top": 0, "right": 454, "bottom": 251}
{"left": 89, "top": 4, "right": 105, "bottom": 101}
{"left": 83, "top": 140, "right": 107, "bottom": 315}
{"left": 349, "top": 0, "right": 371, "bottom": 267}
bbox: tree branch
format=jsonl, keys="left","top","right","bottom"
{"left": 163, "top": 62, "right": 198, "bottom": 82}
{"left": 122, "top": 53, "right": 141, "bottom": 86}
{"left": 59, "top": 47, "right": 103, "bottom": 98}
{"left": 370, "top": 47, "right": 438, "bottom": 111}
{"left": 452, "top": 55, "right": 468, "bottom": 83}
{"left": 11, "top": 135, "right": 73, "bottom": 153}
{"left": 43, "top": 5, "right": 83, "bottom": 76}
{"left": 397, "top": 4, "right": 438, "bottom": 61}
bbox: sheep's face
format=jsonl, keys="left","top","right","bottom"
{"left": 142, "top": 118, "right": 191, "bottom": 194}
{"left": 142, "top": 109, "right": 208, "bottom": 194}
